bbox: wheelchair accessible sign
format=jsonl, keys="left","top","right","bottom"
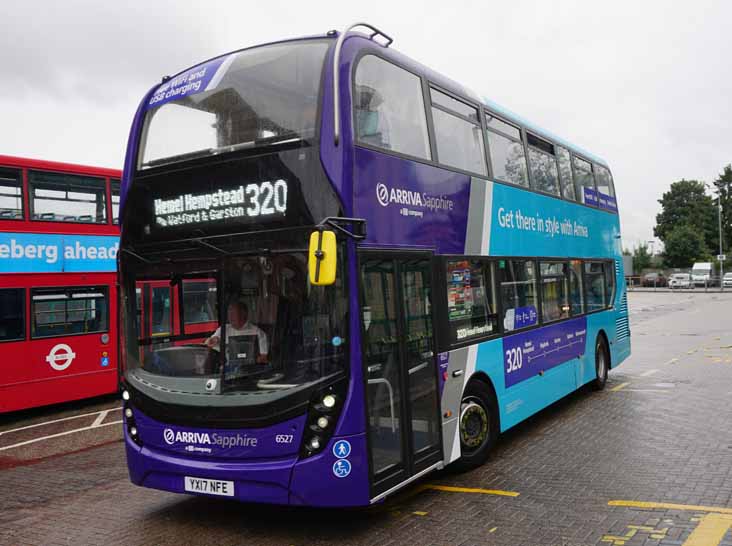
{"left": 332, "top": 440, "right": 352, "bottom": 478}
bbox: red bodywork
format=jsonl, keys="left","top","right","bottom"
{"left": 0, "top": 155, "right": 120, "bottom": 413}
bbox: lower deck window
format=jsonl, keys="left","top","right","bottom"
{"left": 32, "top": 286, "right": 108, "bottom": 338}
{"left": 446, "top": 260, "right": 497, "bottom": 343}
{"left": 584, "top": 262, "right": 607, "bottom": 312}
{"left": 0, "top": 288, "right": 25, "bottom": 341}
{"left": 540, "top": 262, "right": 570, "bottom": 323}
{"left": 498, "top": 260, "right": 537, "bottom": 332}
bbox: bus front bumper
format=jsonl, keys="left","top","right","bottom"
{"left": 124, "top": 428, "right": 370, "bottom": 507}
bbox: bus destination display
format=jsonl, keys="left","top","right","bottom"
{"left": 153, "top": 179, "right": 288, "bottom": 227}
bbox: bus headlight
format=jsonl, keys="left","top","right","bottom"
{"left": 300, "top": 380, "right": 346, "bottom": 458}
{"left": 316, "top": 416, "right": 330, "bottom": 429}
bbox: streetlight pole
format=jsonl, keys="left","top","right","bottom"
{"left": 705, "top": 182, "right": 725, "bottom": 290}
{"left": 719, "top": 199, "right": 724, "bottom": 290}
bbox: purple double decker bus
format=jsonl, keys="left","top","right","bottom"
{"left": 119, "top": 23, "right": 629, "bottom": 506}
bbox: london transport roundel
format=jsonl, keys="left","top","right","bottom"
{"left": 45, "top": 343, "right": 76, "bottom": 371}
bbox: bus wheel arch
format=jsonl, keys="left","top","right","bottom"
{"left": 452, "top": 374, "right": 500, "bottom": 472}
{"left": 592, "top": 331, "right": 611, "bottom": 390}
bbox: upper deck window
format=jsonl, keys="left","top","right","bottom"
{"left": 29, "top": 170, "right": 107, "bottom": 223}
{"left": 111, "top": 179, "right": 120, "bottom": 224}
{"left": 484, "top": 113, "right": 528, "bottom": 188}
{"left": 140, "top": 40, "right": 330, "bottom": 170}
{"left": 556, "top": 146, "right": 576, "bottom": 201}
{"left": 573, "top": 156, "right": 596, "bottom": 206}
{"left": 527, "top": 133, "right": 559, "bottom": 196}
{"left": 354, "top": 55, "right": 431, "bottom": 160}
{"left": 0, "top": 167, "right": 23, "bottom": 220}
{"left": 430, "top": 89, "right": 486, "bottom": 175}
{"left": 594, "top": 165, "right": 615, "bottom": 198}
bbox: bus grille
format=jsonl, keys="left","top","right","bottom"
{"left": 616, "top": 292, "right": 630, "bottom": 342}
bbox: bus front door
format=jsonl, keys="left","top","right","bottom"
{"left": 360, "top": 254, "right": 443, "bottom": 499}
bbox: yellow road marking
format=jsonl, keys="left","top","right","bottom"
{"left": 664, "top": 358, "right": 679, "bottom": 365}
{"left": 682, "top": 513, "right": 732, "bottom": 546}
{"left": 609, "top": 500, "right": 732, "bottom": 515}
{"left": 412, "top": 511, "right": 428, "bottom": 516}
{"left": 488, "top": 527, "right": 497, "bottom": 533}
{"left": 610, "top": 382, "right": 630, "bottom": 392}
{"left": 422, "top": 484, "right": 519, "bottom": 497}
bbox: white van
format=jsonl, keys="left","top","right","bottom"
{"left": 691, "top": 262, "right": 713, "bottom": 286}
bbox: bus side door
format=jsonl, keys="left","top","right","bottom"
{"left": 360, "top": 253, "right": 443, "bottom": 499}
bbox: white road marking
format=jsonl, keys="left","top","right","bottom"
{"left": 0, "top": 407, "right": 122, "bottom": 437}
{"left": 91, "top": 410, "right": 110, "bottom": 428}
{"left": 0, "top": 420, "right": 122, "bottom": 452}
{"left": 639, "top": 369, "right": 659, "bottom": 377}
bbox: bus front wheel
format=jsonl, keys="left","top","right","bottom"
{"left": 592, "top": 336, "right": 610, "bottom": 390}
{"left": 452, "top": 380, "right": 498, "bottom": 472}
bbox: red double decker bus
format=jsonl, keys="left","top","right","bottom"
{"left": 0, "top": 155, "right": 122, "bottom": 413}
{"left": 0, "top": 155, "right": 220, "bottom": 413}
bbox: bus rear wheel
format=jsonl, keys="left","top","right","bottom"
{"left": 592, "top": 336, "right": 610, "bottom": 390}
{"left": 452, "top": 380, "right": 498, "bottom": 472}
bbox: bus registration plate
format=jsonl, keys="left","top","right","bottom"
{"left": 184, "top": 476, "right": 234, "bottom": 497}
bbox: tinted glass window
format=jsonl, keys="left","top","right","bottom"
{"left": 0, "top": 168, "right": 23, "bottom": 220}
{"left": 111, "top": 179, "right": 120, "bottom": 224}
{"left": 584, "top": 262, "right": 606, "bottom": 312}
{"left": 446, "top": 260, "right": 497, "bottom": 344}
{"left": 29, "top": 171, "right": 107, "bottom": 223}
{"left": 605, "top": 261, "right": 616, "bottom": 307}
{"left": 486, "top": 130, "right": 529, "bottom": 187}
{"left": 151, "top": 286, "right": 172, "bottom": 335}
{"left": 485, "top": 114, "right": 521, "bottom": 139}
{"left": 354, "top": 55, "right": 431, "bottom": 160}
{"left": 569, "top": 260, "right": 584, "bottom": 315}
{"left": 497, "top": 260, "right": 537, "bottom": 332}
{"left": 32, "top": 286, "right": 108, "bottom": 338}
{"left": 529, "top": 148, "right": 560, "bottom": 195}
{"left": 431, "top": 89, "right": 479, "bottom": 122}
{"left": 431, "top": 108, "right": 486, "bottom": 175}
{"left": 0, "top": 288, "right": 24, "bottom": 341}
{"left": 573, "top": 157, "right": 596, "bottom": 206}
{"left": 183, "top": 280, "right": 217, "bottom": 325}
{"left": 595, "top": 165, "right": 615, "bottom": 197}
{"left": 142, "top": 41, "right": 329, "bottom": 169}
{"left": 557, "top": 146, "right": 575, "bottom": 201}
{"left": 540, "top": 262, "right": 570, "bottom": 323}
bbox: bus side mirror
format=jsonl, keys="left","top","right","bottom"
{"left": 308, "top": 230, "right": 337, "bottom": 286}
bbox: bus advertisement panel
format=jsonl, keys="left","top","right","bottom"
{"left": 118, "top": 25, "right": 630, "bottom": 507}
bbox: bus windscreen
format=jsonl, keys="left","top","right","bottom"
{"left": 139, "top": 40, "right": 329, "bottom": 170}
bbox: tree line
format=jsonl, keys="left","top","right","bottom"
{"left": 626, "top": 165, "right": 731, "bottom": 271}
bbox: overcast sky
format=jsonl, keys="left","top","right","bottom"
{"left": 2, "top": 0, "right": 731, "bottom": 249}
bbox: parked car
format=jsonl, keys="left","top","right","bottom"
{"left": 669, "top": 273, "right": 693, "bottom": 289}
{"left": 642, "top": 272, "right": 667, "bottom": 287}
{"left": 723, "top": 272, "right": 732, "bottom": 288}
{"left": 691, "top": 262, "right": 713, "bottom": 286}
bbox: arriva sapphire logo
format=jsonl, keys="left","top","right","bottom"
{"left": 375, "top": 182, "right": 455, "bottom": 213}
{"left": 376, "top": 183, "right": 390, "bottom": 207}
{"left": 161, "top": 427, "right": 258, "bottom": 449}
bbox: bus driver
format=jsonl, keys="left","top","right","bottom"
{"left": 205, "top": 301, "right": 269, "bottom": 364}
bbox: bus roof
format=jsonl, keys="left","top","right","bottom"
{"left": 479, "top": 97, "right": 609, "bottom": 168}
{"left": 0, "top": 154, "right": 121, "bottom": 178}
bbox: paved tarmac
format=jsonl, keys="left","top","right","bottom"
{"left": 1, "top": 291, "right": 731, "bottom": 546}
